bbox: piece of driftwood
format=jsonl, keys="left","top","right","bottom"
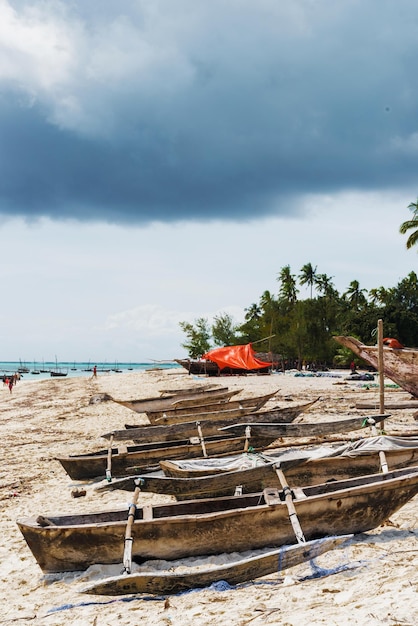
{"left": 17, "top": 466, "right": 418, "bottom": 573}
{"left": 82, "top": 535, "right": 351, "bottom": 595}
{"left": 355, "top": 400, "right": 418, "bottom": 409}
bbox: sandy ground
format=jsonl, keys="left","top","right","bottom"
{"left": 1, "top": 367, "right": 418, "bottom": 626}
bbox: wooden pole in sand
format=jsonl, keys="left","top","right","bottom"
{"left": 106, "top": 434, "right": 114, "bottom": 482}
{"left": 377, "top": 319, "right": 385, "bottom": 428}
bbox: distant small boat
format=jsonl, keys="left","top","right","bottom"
{"left": 50, "top": 357, "right": 68, "bottom": 377}
{"left": 18, "top": 359, "right": 29, "bottom": 374}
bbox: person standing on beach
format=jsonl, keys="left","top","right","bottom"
{"left": 8, "top": 378, "right": 13, "bottom": 393}
{"left": 91, "top": 365, "right": 97, "bottom": 379}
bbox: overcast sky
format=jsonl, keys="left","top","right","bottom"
{"left": 0, "top": 0, "right": 417, "bottom": 362}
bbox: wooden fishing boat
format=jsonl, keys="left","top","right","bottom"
{"left": 175, "top": 345, "right": 273, "bottom": 376}
{"left": 110, "top": 388, "right": 242, "bottom": 414}
{"left": 101, "top": 400, "right": 319, "bottom": 445}
{"left": 144, "top": 389, "right": 279, "bottom": 425}
{"left": 175, "top": 358, "right": 220, "bottom": 376}
{"left": 218, "top": 414, "right": 389, "bottom": 439}
{"left": 123, "top": 398, "right": 320, "bottom": 431}
{"left": 334, "top": 335, "right": 418, "bottom": 397}
{"left": 100, "top": 435, "right": 418, "bottom": 499}
{"left": 82, "top": 535, "right": 351, "bottom": 596}
{"left": 158, "top": 384, "right": 225, "bottom": 396}
{"left": 55, "top": 431, "right": 279, "bottom": 481}
{"left": 17, "top": 466, "right": 418, "bottom": 573}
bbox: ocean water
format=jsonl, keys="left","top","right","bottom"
{"left": 0, "top": 360, "right": 181, "bottom": 381}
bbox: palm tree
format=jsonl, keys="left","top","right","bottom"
{"left": 244, "top": 303, "right": 262, "bottom": 321}
{"left": 316, "top": 273, "right": 336, "bottom": 298}
{"left": 400, "top": 199, "right": 418, "bottom": 249}
{"left": 299, "top": 263, "right": 317, "bottom": 299}
{"left": 368, "top": 286, "right": 389, "bottom": 305}
{"left": 343, "top": 280, "right": 367, "bottom": 309}
{"left": 277, "top": 265, "right": 298, "bottom": 305}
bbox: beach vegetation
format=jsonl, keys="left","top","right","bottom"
{"left": 212, "top": 313, "right": 239, "bottom": 346}
{"left": 179, "top": 318, "right": 211, "bottom": 358}
{"left": 179, "top": 267, "right": 418, "bottom": 367}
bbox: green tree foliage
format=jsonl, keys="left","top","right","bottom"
{"left": 179, "top": 265, "right": 418, "bottom": 364}
{"left": 400, "top": 199, "right": 418, "bottom": 249}
{"left": 343, "top": 280, "right": 368, "bottom": 309}
{"left": 179, "top": 318, "right": 212, "bottom": 358}
{"left": 212, "top": 313, "right": 239, "bottom": 346}
{"left": 299, "top": 262, "right": 317, "bottom": 299}
{"left": 277, "top": 265, "right": 298, "bottom": 307}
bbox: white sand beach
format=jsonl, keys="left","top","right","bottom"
{"left": 1, "top": 368, "right": 417, "bottom": 625}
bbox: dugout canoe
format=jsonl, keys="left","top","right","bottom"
{"left": 123, "top": 398, "right": 320, "bottom": 431}
{"left": 82, "top": 535, "right": 351, "bottom": 595}
{"left": 334, "top": 335, "right": 418, "bottom": 397}
{"left": 144, "top": 389, "right": 279, "bottom": 424}
{"left": 55, "top": 431, "right": 279, "bottom": 481}
{"left": 17, "top": 466, "right": 418, "bottom": 573}
{"left": 159, "top": 383, "right": 225, "bottom": 396}
{"left": 109, "top": 387, "right": 242, "bottom": 415}
{"left": 218, "top": 414, "right": 390, "bottom": 439}
{"left": 99, "top": 435, "right": 418, "bottom": 499}
{"left": 104, "top": 399, "right": 320, "bottom": 444}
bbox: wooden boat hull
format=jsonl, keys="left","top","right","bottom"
{"left": 112, "top": 388, "right": 241, "bottom": 414}
{"left": 175, "top": 358, "right": 271, "bottom": 376}
{"left": 103, "top": 400, "right": 319, "bottom": 445}
{"left": 99, "top": 437, "right": 418, "bottom": 499}
{"left": 55, "top": 433, "right": 278, "bottom": 480}
{"left": 17, "top": 466, "right": 418, "bottom": 572}
{"left": 82, "top": 535, "right": 351, "bottom": 595}
{"left": 145, "top": 390, "right": 278, "bottom": 424}
{"left": 219, "top": 414, "right": 389, "bottom": 439}
{"left": 334, "top": 335, "right": 418, "bottom": 397}
{"left": 159, "top": 384, "right": 226, "bottom": 396}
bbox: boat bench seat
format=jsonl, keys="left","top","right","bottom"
{"left": 263, "top": 488, "right": 282, "bottom": 505}
{"left": 292, "top": 487, "right": 308, "bottom": 499}
{"left": 142, "top": 505, "right": 153, "bottom": 521}
{"left": 263, "top": 486, "right": 307, "bottom": 505}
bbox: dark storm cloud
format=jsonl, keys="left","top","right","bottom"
{"left": 1, "top": 0, "right": 418, "bottom": 224}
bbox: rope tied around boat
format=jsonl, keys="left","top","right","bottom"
{"left": 127, "top": 503, "right": 137, "bottom": 517}
{"left": 282, "top": 486, "right": 292, "bottom": 499}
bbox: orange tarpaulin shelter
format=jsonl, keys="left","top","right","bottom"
{"left": 202, "top": 343, "right": 272, "bottom": 371}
